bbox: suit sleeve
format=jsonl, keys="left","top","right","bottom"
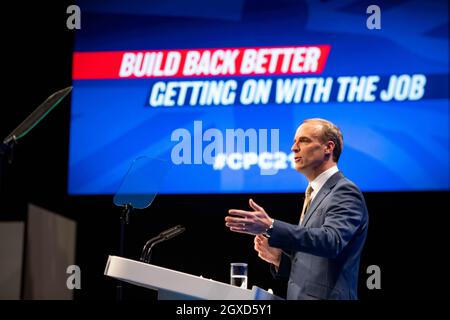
{"left": 268, "top": 182, "right": 367, "bottom": 258}
{"left": 269, "top": 250, "right": 292, "bottom": 279}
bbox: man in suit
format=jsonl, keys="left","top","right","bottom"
{"left": 225, "top": 118, "right": 368, "bottom": 300}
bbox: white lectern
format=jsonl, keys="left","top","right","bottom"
{"left": 104, "top": 256, "right": 282, "bottom": 300}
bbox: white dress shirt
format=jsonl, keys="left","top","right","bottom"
{"left": 309, "top": 165, "right": 339, "bottom": 202}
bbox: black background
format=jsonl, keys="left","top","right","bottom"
{"left": 0, "top": 1, "right": 448, "bottom": 301}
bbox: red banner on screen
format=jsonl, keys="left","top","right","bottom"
{"left": 73, "top": 45, "right": 331, "bottom": 80}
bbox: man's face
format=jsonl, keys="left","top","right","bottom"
{"left": 291, "top": 122, "right": 329, "bottom": 174}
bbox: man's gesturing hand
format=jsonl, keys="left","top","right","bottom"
{"left": 254, "top": 234, "right": 281, "bottom": 267}
{"left": 225, "top": 199, "right": 273, "bottom": 235}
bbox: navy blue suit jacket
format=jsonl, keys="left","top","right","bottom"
{"left": 269, "top": 171, "right": 368, "bottom": 300}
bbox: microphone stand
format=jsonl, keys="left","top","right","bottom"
{"left": 112, "top": 157, "right": 171, "bottom": 300}
{"left": 144, "top": 238, "right": 166, "bottom": 264}
{"left": 0, "top": 141, "right": 13, "bottom": 194}
{"left": 116, "top": 203, "right": 133, "bottom": 301}
{"left": 139, "top": 234, "right": 161, "bottom": 262}
{"left": 0, "top": 87, "right": 72, "bottom": 300}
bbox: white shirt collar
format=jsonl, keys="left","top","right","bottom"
{"left": 309, "top": 165, "right": 339, "bottom": 201}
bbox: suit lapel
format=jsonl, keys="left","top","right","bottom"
{"left": 301, "top": 171, "right": 343, "bottom": 227}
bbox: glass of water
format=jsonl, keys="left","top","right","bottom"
{"left": 230, "top": 263, "right": 248, "bottom": 289}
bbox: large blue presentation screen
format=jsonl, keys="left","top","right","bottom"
{"left": 69, "top": 0, "right": 449, "bottom": 194}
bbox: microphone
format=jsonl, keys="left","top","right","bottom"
{"left": 144, "top": 225, "right": 185, "bottom": 263}
{"left": 160, "top": 225, "right": 185, "bottom": 239}
{"left": 139, "top": 225, "right": 183, "bottom": 261}
{"left": 161, "top": 225, "right": 185, "bottom": 240}
{"left": 140, "top": 225, "right": 185, "bottom": 263}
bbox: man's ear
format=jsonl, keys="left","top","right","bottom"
{"left": 325, "top": 141, "right": 335, "bottom": 155}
